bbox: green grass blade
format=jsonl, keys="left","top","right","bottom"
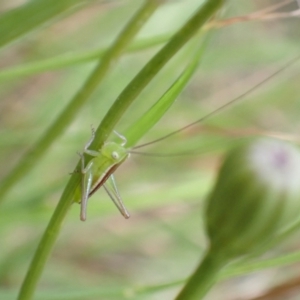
{"left": 0, "top": 34, "right": 170, "bottom": 81}
{"left": 0, "top": 0, "right": 159, "bottom": 203}
{"left": 17, "top": 2, "right": 224, "bottom": 299}
{"left": 0, "top": 0, "right": 88, "bottom": 49}
{"left": 221, "top": 250, "right": 300, "bottom": 279}
{"left": 131, "top": 250, "right": 300, "bottom": 297}
{"left": 91, "top": 0, "right": 225, "bottom": 151}
{"left": 124, "top": 37, "right": 210, "bottom": 148}
{"left": 16, "top": 2, "right": 162, "bottom": 299}
{"left": 27, "top": 248, "right": 300, "bottom": 300}
{"left": 17, "top": 1, "right": 225, "bottom": 299}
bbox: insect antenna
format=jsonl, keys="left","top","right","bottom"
{"left": 129, "top": 149, "right": 205, "bottom": 157}
{"left": 132, "top": 55, "right": 300, "bottom": 151}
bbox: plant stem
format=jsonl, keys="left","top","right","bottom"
{"left": 0, "top": 0, "right": 87, "bottom": 48}
{"left": 0, "top": 34, "right": 170, "bottom": 80}
{"left": 17, "top": 183, "right": 75, "bottom": 300}
{"left": 175, "top": 250, "right": 227, "bottom": 300}
{"left": 16, "top": 2, "right": 161, "bottom": 300}
{"left": 0, "top": 0, "right": 160, "bottom": 202}
{"left": 92, "top": 0, "right": 226, "bottom": 150}
{"left": 17, "top": 1, "right": 225, "bottom": 299}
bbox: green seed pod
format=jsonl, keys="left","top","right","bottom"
{"left": 205, "top": 138, "right": 300, "bottom": 260}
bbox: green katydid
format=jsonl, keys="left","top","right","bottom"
{"left": 74, "top": 129, "right": 130, "bottom": 221}
{"left": 74, "top": 55, "right": 300, "bottom": 221}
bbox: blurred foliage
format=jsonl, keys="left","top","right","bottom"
{"left": 0, "top": 0, "right": 300, "bottom": 299}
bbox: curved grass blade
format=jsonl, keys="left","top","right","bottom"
{"left": 0, "top": 0, "right": 88, "bottom": 49}
{"left": 0, "top": 0, "right": 160, "bottom": 202}
{"left": 0, "top": 34, "right": 170, "bottom": 81}
{"left": 17, "top": 2, "right": 225, "bottom": 299}
{"left": 90, "top": 0, "right": 225, "bottom": 151}
{"left": 124, "top": 36, "right": 211, "bottom": 148}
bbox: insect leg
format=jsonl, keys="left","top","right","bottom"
{"left": 113, "top": 130, "right": 127, "bottom": 146}
{"left": 103, "top": 174, "right": 130, "bottom": 219}
{"left": 84, "top": 125, "right": 96, "bottom": 150}
{"left": 78, "top": 152, "right": 94, "bottom": 221}
{"left": 83, "top": 126, "right": 100, "bottom": 157}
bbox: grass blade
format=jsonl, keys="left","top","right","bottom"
{"left": 0, "top": 0, "right": 160, "bottom": 202}
{"left": 0, "top": 0, "right": 88, "bottom": 48}
{"left": 16, "top": 2, "right": 163, "bottom": 299}
{"left": 124, "top": 37, "right": 210, "bottom": 148}
{"left": 17, "top": 1, "right": 224, "bottom": 299}
{"left": 0, "top": 34, "right": 170, "bottom": 81}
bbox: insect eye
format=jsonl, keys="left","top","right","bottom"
{"left": 111, "top": 151, "right": 119, "bottom": 160}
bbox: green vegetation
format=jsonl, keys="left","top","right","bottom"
{"left": 0, "top": 0, "right": 300, "bottom": 299}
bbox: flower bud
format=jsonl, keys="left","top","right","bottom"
{"left": 205, "top": 138, "right": 300, "bottom": 260}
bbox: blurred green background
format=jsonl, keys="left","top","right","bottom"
{"left": 0, "top": 0, "right": 300, "bottom": 299}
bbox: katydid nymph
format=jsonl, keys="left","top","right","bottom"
{"left": 74, "top": 129, "right": 130, "bottom": 221}
{"left": 74, "top": 55, "right": 300, "bottom": 222}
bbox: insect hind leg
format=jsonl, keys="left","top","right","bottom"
{"left": 103, "top": 174, "right": 130, "bottom": 219}
{"left": 77, "top": 151, "right": 94, "bottom": 221}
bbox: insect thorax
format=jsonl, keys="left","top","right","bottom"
{"left": 101, "top": 142, "right": 128, "bottom": 163}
